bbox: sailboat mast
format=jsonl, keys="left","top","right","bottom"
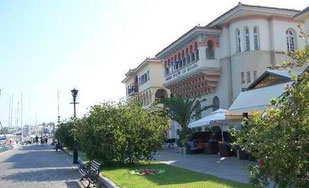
{"left": 57, "top": 89, "right": 60, "bottom": 124}
{"left": 21, "top": 93, "right": 23, "bottom": 142}
{"left": 11, "top": 94, "right": 14, "bottom": 129}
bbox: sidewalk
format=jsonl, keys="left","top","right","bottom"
{"left": 155, "top": 149, "right": 256, "bottom": 183}
{"left": 0, "top": 144, "right": 81, "bottom": 188}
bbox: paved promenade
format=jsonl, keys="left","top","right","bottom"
{"left": 0, "top": 144, "right": 81, "bottom": 188}
{"left": 156, "top": 149, "right": 256, "bottom": 183}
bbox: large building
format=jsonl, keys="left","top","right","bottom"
{"left": 156, "top": 3, "right": 305, "bottom": 118}
{"left": 123, "top": 3, "right": 308, "bottom": 138}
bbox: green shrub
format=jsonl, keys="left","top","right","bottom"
{"left": 75, "top": 100, "right": 169, "bottom": 165}
{"left": 54, "top": 121, "right": 75, "bottom": 150}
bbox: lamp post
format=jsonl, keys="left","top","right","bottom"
{"left": 71, "top": 88, "right": 79, "bottom": 164}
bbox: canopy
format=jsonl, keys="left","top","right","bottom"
{"left": 229, "top": 82, "right": 292, "bottom": 113}
{"left": 188, "top": 109, "right": 227, "bottom": 128}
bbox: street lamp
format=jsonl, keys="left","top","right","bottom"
{"left": 71, "top": 88, "right": 79, "bottom": 164}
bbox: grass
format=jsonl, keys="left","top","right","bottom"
{"left": 101, "top": 162, "right": 253, "bottom": 188}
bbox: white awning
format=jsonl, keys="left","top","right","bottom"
{"left": 229, "top": 82, "right": 292, "bottom": 113}
{"left": 188, "top": 109, "right": 227, "bottom": 128}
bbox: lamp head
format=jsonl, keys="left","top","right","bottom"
{"left": 71, "top": 88, "right": 78, "bottom": 98}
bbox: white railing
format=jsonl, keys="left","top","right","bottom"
{"left": 165, "top": 62, "right": 199, "bottom": 82}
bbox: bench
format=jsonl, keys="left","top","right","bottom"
{"left": 79, "top": 159, "right": 102, "bottom": 187}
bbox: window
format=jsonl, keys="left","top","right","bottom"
{"left": 253, "top": 71, "right": 257, "bottom": 81}
{"left": 254, "top": 26, "right": 260, "bottom": 50}
{"left": 139, "top": 72, "right": 149, "bottom": 85}
{"left": 236, "top": 29, "right": 241, "bottom": 53}
{"left": 179, "top": 60, "right": 183, "bottom": 68}
{"left": 195, "top": 50, "right": 199, "bottom": 61}
{"left": 286, "top": 29, "right": 296, "bottom": 52}
{"left": 186, "top": 54, "right": 191, "bottom": 64}
{"left": 195, "top": 100, "right": 202, "bottom": 120}
{"left": 191, "top": 52, "right": 195, "bottom": 62}
{"left": 247, "top": 71, "right": 251, "bottom": 83}
{"left": 241, "top": 72, "right": 245, "bottom": 84}
{"left": 206, "top": 40, "right": 215, "bottom": 59}
{"left": 212, "top": 96, "right": 220, "bottom": 111}
{"left": 244, "top": 27, "right": 250, "bottom": 51}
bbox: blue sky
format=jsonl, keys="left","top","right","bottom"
{"left": 0, "top": 0, "right": 308, "bottom": 127}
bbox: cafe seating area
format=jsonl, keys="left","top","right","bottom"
{"left": 184, "top": 130, "right": 243, "bottom": 158}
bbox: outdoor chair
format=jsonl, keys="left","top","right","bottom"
{"left": 186, "top": 141, "right": 200, "bottom": 154}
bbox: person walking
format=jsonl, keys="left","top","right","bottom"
{"left": 35, "top": 135, "right": 39, "bottom": 144}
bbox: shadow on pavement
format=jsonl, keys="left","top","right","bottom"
{"left": 65, "top": 180, "right": 80, "bottom": 188}
{"left": 1, "top": 168, "right": 80, "bottom": 183}
{"left": 3, "top": 145, "right": 74, "bottom": 169}
{"left": 19, "top": 145, "right": 53, "bottom": 151}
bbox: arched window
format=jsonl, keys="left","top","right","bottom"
{"left": 186, "top": 54, "right": 191, "bottom": 64}
{"left": 206, "top": 40, "right": 215, "bottom": 59}
{"left": 195, "top": 100, "right": 202, "bottom": 120}
{"left": 195, "top": 49, "right": 199, "bottom": 61}
{"left": 253, "top": 26, "right": 260, "bottom": 50}
{"left": 286, "top": 29, "right": 296, "bottom": 52}
{"left": 244, "top": 27, "right": 250, "bottom": 51}
{"left": 236, "top": 29, "right": 241, "bottom": 53}
{"left": 212, "top": 96, "right": 220, "bottom": 111}
{"left": 191, "top": 52, "right": 195, "bottom": 62}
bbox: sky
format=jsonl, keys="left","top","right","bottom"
{"left": 0, "top": 0, "right": 308, "bottom": 127}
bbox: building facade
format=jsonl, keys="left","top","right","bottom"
{"left": 122, "top": 58, "right": 170, "bottom": 108}
{"left": 156, "top": 3, "right": 305, "bottom": 120}
{"left": 123, "top": 3, "right": 308, "bottom": 138}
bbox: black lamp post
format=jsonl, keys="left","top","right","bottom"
{"left": 71, "top": 88, "right": 79, "bottom": 164}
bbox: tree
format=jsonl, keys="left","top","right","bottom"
{"left": 232, "top": 30, "right": 309, "bottom": 187}
{"left": 157, "top": 95, "right": 214, "bottom": 146}
{"left": 75, "top": 100, "right": 169, "bottom": 165}
{"left": 54, "top": 121, "right": 75, "bottom": 150}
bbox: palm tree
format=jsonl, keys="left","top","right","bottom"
{"left": 157, "top": 95, "right": 214, "bottom": 146}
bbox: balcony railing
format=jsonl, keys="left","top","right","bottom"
{"left": 128, "top": 86, "right": 138, "bottom": 95}
{"left": 165, "top": 62, "right": 199, "bottom": 82}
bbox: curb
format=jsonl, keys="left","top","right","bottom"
{"left": 61, "top": 148, "right": 119, "bottom": 188}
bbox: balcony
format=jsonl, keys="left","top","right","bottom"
{"left": 164, "top": 59, "right": 220, "bottom": 85}
{"left": 128, "top": 86, "right": 138, "bottom": 96}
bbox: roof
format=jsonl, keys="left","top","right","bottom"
{"left": 155, "top": 26, "right": 221, "bottom": 58}
{"left": 155, "top": 3, "right": 301, "bottom": 59}
{"left": 294, "top": 6, "right": 309, "bottom": 19}
{"left": 229, "top": 82, "right": 293, "bottom": 113}
{"left": 247, "top": 69, "right": 301, "bottom": 90}
{"left": 206, "top": 2, "right": 301, "bottom": 28}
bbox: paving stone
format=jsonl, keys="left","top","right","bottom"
{"left": 0, "top": 144, "right": 81, "bottom": 188}
{"left": 155, "top": 149, "right": 257, "bottom": 183}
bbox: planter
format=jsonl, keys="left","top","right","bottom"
{"left": 219, "top": 142, "right": 232, "bottom": 157}
{"left": 237, "top": 149, "right": 248, "bottom": 160}
{"left": 209, "top": 141, "right": 219, "bottom": 154}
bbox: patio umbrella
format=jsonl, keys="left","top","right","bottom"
{"left": 188, "top": 109, "right": 227, "bottom": 128}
